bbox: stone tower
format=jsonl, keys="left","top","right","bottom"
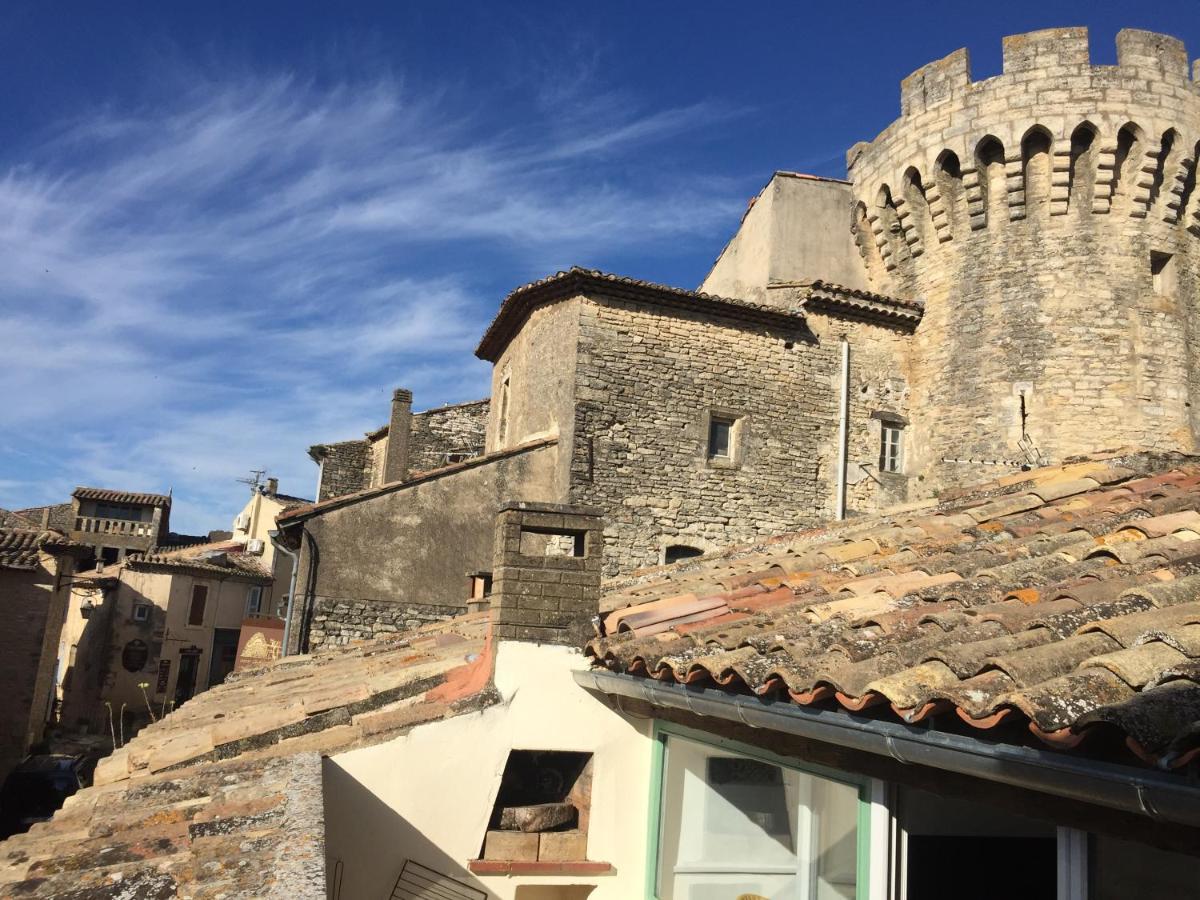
{"left": 847, "top": 28, "right": 1200, "bottom": 491}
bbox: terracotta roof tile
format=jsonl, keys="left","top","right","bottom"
{"left": 0, "top": 528, "right": 83, "bottom": 570}
{"left": 587, "top": 452, "right": 1200, "bottom": 771}
{"left": 72, "top": 486, "right": 171, "bottom": 507}
{"left": 0, "top": 614, "right": 493, "bottom": 897}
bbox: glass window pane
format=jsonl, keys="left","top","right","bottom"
{"left": 657, "top": 735, "right": 858, "bottom": 900}
{"left": 708, "top": 419, "right": 732, "bottom": 458}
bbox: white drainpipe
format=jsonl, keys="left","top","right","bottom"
{"left": 835, "top": 339, "right": 850, "bottom": 521}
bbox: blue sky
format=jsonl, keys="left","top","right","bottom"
{"left": 2, "top": 1, "right": 1197, "bottom": 533}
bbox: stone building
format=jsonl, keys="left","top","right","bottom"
{"left": 16, "top": 487, "right": 172, "bottom": 567}
{"left": 310, "top": 393, "right": 489, "bottom": 502}
{"left": 280, "top": 26, "right": 1200, "bottom": 654}
{"left": 0, "top": 529, "right": 85, "bottom": 780}
{"left": 57, "top": 540, "right": 275, "bottom": 738}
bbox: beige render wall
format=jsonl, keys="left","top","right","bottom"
{"left": 568, "top": 294, "right": 837, "bottom": 575}
{"left": 324, "top": 642, "right": 654, "bottom": 900}
{"left": 92, "top": 568, "right": 272, "bottom": 731}
{"left": 701, "top": 174, "right": 869, "bottom": 305}
{"left": 848, "top": 28, "right": 1200, "bottom": 494}
{"left": 297, "top": 442, "right": 562, "bottom": 649}
{"left": 486, "top": 299, "right": 580, "bottom": 470}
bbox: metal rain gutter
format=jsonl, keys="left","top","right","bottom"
{"left": 573, "top": 668, "right": 1200, "bottom": 828}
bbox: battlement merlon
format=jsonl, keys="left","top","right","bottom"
{"left": 850, "top": 28, "right": 1198, "bottom": 172}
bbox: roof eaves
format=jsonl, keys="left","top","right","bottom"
{"left": 475, "top": 268, "right": 808, "bottom": 362}
{"left": 802, "top": 281, "right": 924, "bottom": 331}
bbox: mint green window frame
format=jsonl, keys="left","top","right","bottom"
{"left": 645, "top": 721, "right": 873, "bottom": 900}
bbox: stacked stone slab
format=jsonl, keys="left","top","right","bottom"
{"left": 846, "top": 28, "right": 1200, "bottom": 494}
{"left": 491, "top": 501, "right": 602, "bottom": 646}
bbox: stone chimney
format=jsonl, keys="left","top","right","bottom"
{"left": 491, "top": 502, "right": 602, "bottom": 646}
{"left": 384, "top": 387, "right": 413, "bottom": 484}
{"left": 266, "top": 477, "right": 279, "bottom": 497}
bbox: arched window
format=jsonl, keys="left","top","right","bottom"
{"left": 664, "top": 545, "right": 705, "bottom": 565}
{"left": 1021, "top": 127, "right": 1053, "bottom": 217}
{"left": 975, "top": 136, "right": 1006, "bottom": 226}
{"left": 1067, "top": 122, "right": 1098, "bottom": 212}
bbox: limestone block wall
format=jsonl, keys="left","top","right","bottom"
{"left": 313, "top": 440, "right": 371, "bottom": 502}
{"left": 566, "top": 294, "right": 907, "bottom": 575}
{"left": 847, "top": 28, "right": 1200, "bottom": 494}
{"left": 408, "top": 399, "right": 490, "bottom": 474}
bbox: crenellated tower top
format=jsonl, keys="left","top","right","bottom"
{"left": 840, "top": 27, "right": 1200, "bottom": 494}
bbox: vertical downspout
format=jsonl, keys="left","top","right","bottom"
{"left": 270, "top": 529, "right": 300, "bottom": 657}
{"left": 835, "top": 338, "right": 850, "bottom": 521}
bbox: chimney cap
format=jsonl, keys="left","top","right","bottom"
{"left": 392, "top": 388, "right": 413, "bottom": 403}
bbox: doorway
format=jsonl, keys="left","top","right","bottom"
{"left": 897, "top": 786, "right": 1055, "bottom": 899}
{"left": 174, "top": 649, "right": 201, "bottom": 707}
{"left": 208, "top": 629, "right": 241, "bottom": 687}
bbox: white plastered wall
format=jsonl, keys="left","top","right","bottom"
{"left": 324, "top": 641, "right": 655, "bottom": 900}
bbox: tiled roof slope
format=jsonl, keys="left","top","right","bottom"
{"left": 12, "top": 503, "right": 73, "bottom": 531}
{"left": 0, "top": 614, "right": 494, "bottom": 897}
{"left": 126, "top": 540, "right": 274, "bottom": 581}
{"left": 803, "top": 281, "right": 924, "bottom": 329}
{"left": 0, "top": 528, "right": 80, "bottom": 570}
{"left": 0, "top": 508, "right": 38, "bottom": 529}
{"left": 588, "top": 453, "right": 1200, "bottom": 771}
{"left": 73, "top": 486, "right": 171, "bottom": 508}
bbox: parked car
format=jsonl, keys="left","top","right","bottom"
{"left": 0, "top": 753, "right": 98, "bottom": 838}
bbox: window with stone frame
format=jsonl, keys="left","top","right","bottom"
{"left": 880, "top": 420, "right": 905, "bottom": 474}
{"left": 703, "top": 410, "right": 744, "bottom": 468}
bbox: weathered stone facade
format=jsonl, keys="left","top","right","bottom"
{"left": 408, "top": 399, "right": 490, "bottom": 474}
{"left": 287, "top": 26, "right": 1200, "bottom": 646}
{"left": 846, "top": 27, "right": 1200, "bottom": 495}
{"left": 282, "top": 440, "right": 560, "bottom": 650}
{"left": 490, "top": 501, "right": 602, "bottom": 647}
{"left": 311, "top": 397, "right": 490, "bottom": 501}
{"left": 566, "top": 291, "right": 910, "bottom": 574}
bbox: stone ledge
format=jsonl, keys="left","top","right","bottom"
{"left": 467, "top": 860, "right": 614, "bottom": 876}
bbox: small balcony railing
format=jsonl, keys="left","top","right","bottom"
{"left": 75, "top": 516, "right": 154, "bottom": 537}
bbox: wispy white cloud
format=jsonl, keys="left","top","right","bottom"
{"left": 0, "top": 60, "right": 746, "bottom": 531}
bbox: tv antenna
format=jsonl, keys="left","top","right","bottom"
{"left": 237, "top": 469, "right": 267, "bottom": 490}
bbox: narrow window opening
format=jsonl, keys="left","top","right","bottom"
{"left": 707, "top": 417, "right": 733, "bottom": 459}
{"left": 187, "top": 584, "right": 208, "bottom": 627}
{"left": 880, "top": 422, "right": 905, "bottom": 474}
{"left": 498, "top": 371, "right": 511, "bottom": 447}
{"left": 132, "top": 603, "right": 150, "bottom": 623}
{"left": 1151, "top": 251, "right": 1176, "bottom": 295}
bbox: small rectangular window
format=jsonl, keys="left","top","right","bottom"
{"left": 707, "top": 417, "right": 733, "bottom": 459}
{"left": 187, "top": 584, "right": 208, "bottom": 626}
{"left": 132, "top": 603, "right": 150, "bottom": 623}
{"left": 880, "top": 422, "right": 904, "bottom": 474}
{"left": 1151, "top": 251, "right": 1176, "bottom": 295}
{"left": 245, "top": 585, "right": 263, "bottom": 617}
